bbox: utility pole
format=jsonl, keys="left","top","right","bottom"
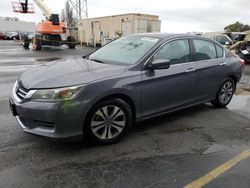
{"left": 68, "top": 0, "right": 88, "bottom": 20}
{"left": 68, "top": 0, "right": 88, "bottom": 44}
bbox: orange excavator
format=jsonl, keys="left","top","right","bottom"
{"left": 12, "top": 0, "right": 76, "bottom": 50}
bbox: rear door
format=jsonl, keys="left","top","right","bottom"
{"left": 141, "top": 39, "right": 196, "bottom": 117}
{"left": 190, "top": 39, "right": 225, "bottom": 101}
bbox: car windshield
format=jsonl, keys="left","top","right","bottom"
{"left": 89, "top": 36, "right": 160, "bottom": 65}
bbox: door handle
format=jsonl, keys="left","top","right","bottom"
{"left": 186, "top": 68, "right": 196, "bottom": 73}
{"left": 219, "top": 62, "right": 227, "bottom": 66}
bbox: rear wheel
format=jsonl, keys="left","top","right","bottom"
{"left": 67, "top": 36, "right": 76, "bottom": 49}
{"left": 85, "top": 98, "right": 133, "bottom": 144}
{"left": 211, "top": 78, "right": 235, "bottom": 108}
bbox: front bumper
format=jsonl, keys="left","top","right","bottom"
{"left": 10, "top": 97, "right": 88, "bottom": 139}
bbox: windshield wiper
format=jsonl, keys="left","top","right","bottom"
{"left": 89, "top": 58, "right": 105, "bottom": 64}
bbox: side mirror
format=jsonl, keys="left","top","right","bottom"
{"left": 146, "top": 59, "right": 170, "bottom": 70}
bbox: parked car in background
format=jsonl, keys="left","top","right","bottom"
{"left": 229, "top": 32, "right": 250, "bottom": 63}
{"left": 0, "top": 32, "right": 5, "bottom": 40}
{"left": 237, "top": 45, "right": 250, "bottom": 63}
{"left": 20, "top": 32, "right": 34, "bottom": 48}
{"left": 19, "top": 31, "right": 31, "bottom": 39}
{"left": 4, "top": 31, "right": 20, "bottom": 40}
{"left": 225, "top": 32, "right": 246, "bottom": 43}
{"left": 10, "top": 34, "right": 244, "bottom": 144}
{"left": 203, "top": 32, "right": 233, "bottom": 47}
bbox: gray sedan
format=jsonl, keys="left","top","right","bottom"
{"left": 10, "top": 33, "right": 244, "bottom": 144}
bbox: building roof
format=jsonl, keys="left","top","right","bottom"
{"left": 82, "top": 13, "right": 159, "bottom": 20}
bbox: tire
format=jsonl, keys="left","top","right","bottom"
{"left": 67, "top": 36, "right": 76, "bottom": 49}
{"left": 211, "top": 77, "right": 235, "bottom": 108}
{"left": 32, "top": 35, "right": 42, "bottom": 51}
{"left": 84, "top": 98, "right": 133, "bottom": 144}
{"left": 22, "top": 35, "right": 29, "bottom": 49}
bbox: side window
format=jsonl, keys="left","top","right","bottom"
{"left": 215, "top": 44, "right": 224, "bottom": 58}
{"left": 193, "top": 39, "right": 217, "bottom": 61}
{"left": 153, "top": 39, "right": 191, "bottom": 65}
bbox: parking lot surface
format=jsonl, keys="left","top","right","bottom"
{"left": 0, "top": 41, "right": 250, "bottom": 188}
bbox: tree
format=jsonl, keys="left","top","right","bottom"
{"left": 60, "top": 0, "right": 75, "bottom": 27}
{"left": 224, "top": 21, "right": 250, "bottom": 32}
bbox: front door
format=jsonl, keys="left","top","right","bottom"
{"left": 141, "top": 39, "right": 196, "bottom": 117}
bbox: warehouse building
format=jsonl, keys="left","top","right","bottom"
{"left": 0, "top": 17, "right": 35, "bottom": 33}
{"left": 78, "top": 13, "right": 161, "bottom": 46}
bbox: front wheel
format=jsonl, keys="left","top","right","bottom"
{"left": 32, "top": 35, "right": 42, "bottom": 51}
{"left": 85, "top": 98, "right": 133, "bottom": 144}
{"left": 22, "top": 35, "right": 29, "bottom": 49}
{"left": 211, "top": 78, "right": 235, "bottom": 108}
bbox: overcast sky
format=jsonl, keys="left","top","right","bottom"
{"left": 1, "top": 0, "right": 250, "bottom": 32}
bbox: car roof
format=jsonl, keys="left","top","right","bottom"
{"left": 134, "top": 33, "right": 194, "bottom": 39}
{"left": 132, "top": 32, "right": 224, "bottom": 48}
{"left": 132, "top": 33, "right": 206, "bottom": 40}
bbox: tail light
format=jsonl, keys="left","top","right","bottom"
{"left": 240, "top": 59, "right": 245, "bottom": 67}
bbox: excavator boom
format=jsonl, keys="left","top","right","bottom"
{"left": 13, "top": 0, "right": 76, "bottom": 51}
{"left": 32, "top": 0, "right": 53, "bottom": 20}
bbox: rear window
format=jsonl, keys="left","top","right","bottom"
{"left": 193, "top": 39, "right": 217, "bottom": 61}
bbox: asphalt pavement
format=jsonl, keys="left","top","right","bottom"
{"left": 0, "top": 40, "right": 250, "bottom": 188}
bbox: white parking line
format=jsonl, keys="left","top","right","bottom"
{"left": 0, "top": 65, "right": 38, "bottom": 72}
{"left": 0, "top": 98, "right": 9, "bottom": 101}
{"left": 0, "top": 48, "right": 21, "bottom": 52}
{"left": 0, "top": 59, "right": 34, "bottom": 63}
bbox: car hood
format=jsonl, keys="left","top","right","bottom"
{"left": 19, "top": 58, "right": 127, "bottom": 89}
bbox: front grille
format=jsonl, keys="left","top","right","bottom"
{"left": 35, "top": 120, "right": 55, "bottom": 128}
{"left": 16, "top": 85, "right": 28, "bottom": 101}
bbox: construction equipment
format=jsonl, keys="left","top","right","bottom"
{"left": 12, "top": 0, "right": 76, "bottom": 50}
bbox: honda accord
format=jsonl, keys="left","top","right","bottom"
{"left": 10, "top": 33, "right": 244, "bottom": 144}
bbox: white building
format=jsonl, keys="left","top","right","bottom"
{"left": 0, "top": 17, "right": 35, "bottom": 33}
{"left": 78, "top": 13, "right": 161, "bottom": 46}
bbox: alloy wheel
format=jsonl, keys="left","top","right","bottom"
{"left": 219, "top": 81, "right": 234, "bottom": 104}
{"left": 91, "top": 105, "right": 126, "bottom": 140}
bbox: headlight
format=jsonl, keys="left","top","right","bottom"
{"left": 30, "top": 85, "right": 85, "bottom": 102}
